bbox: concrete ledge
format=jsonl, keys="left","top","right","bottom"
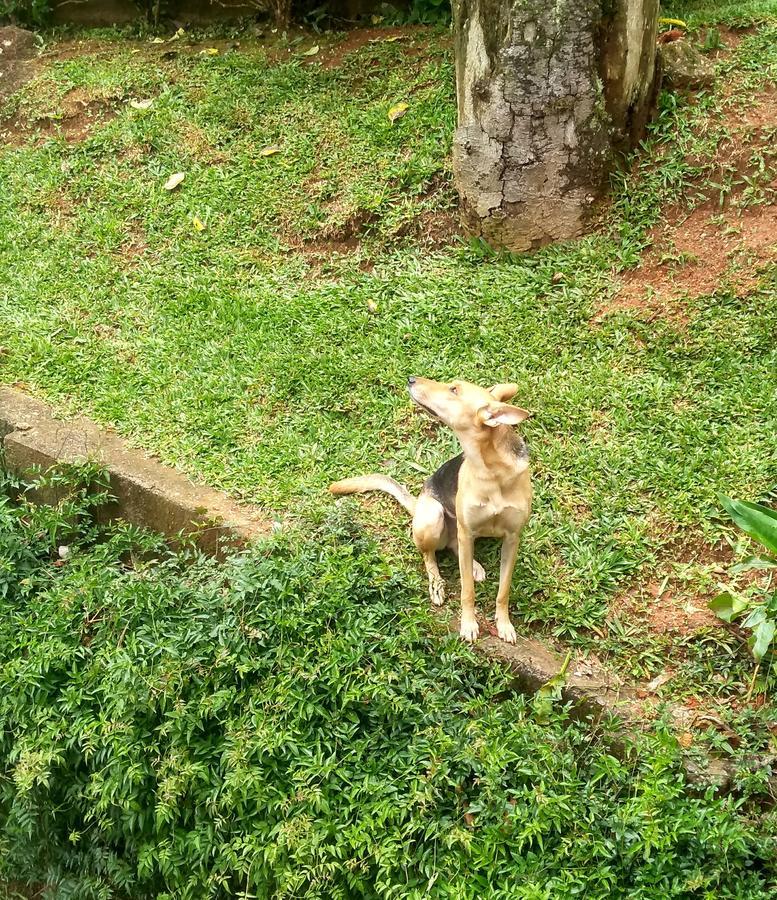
{"left": 0, "top": 388, "right": 269, "bottom": 556}
{"left": 474, "top": 630, "right": 737, "bottom": 791}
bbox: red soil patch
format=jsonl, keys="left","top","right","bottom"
{"left": 2, "top": 86, "right": 118, "bottom": 146}
{"left": 713, "top": 25, "right": 754, "bottom": 54}
{"left": 596, "top": 83, "right": 777, "bottom": 324}
{"left": 609, "top": 534, "right": 734, "bottom": 639}
{"left": 610, "top": 581, "right": 723, "bottom": 639}
{"left": 321, "top": 25, "right": 446, "bottom": 69}
{"left": 645, "top": 585, "right": 722, "bottom": 635}
{"left": 596, "top": 204, "right": 777, "bottom": 323}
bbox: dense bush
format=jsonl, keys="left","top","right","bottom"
{"left": 0, "top": 468, "right": 775, "bottom": 898}
{"left": 0, "top": 0, "right": 51, "bottom": 27}
{"left": 0, "top": 0, "right": 448, "bottom": 29}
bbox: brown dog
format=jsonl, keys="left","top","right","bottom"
{"left": 330, "top": 377, "right": 532, "bottom": 643}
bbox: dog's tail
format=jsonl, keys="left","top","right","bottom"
{"left": 329, "top": 475, "right": 417, "bottom": 516}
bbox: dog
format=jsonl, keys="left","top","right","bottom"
{"left": 330, "top": 377, "right": 532, "bottom": 643}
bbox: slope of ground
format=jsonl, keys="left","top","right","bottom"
{"left": 0, "top": 12, "right": 775, "bottom": 724}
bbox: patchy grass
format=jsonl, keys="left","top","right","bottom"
{"left": 0, "top": 14, "right": 775, "bottom": 721}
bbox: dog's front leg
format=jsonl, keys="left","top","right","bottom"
{"left": 457, "top": 525, "right": 479, "bottom": 642}
{"left": 495, "top": 534, "right": 520, "bottom": 644}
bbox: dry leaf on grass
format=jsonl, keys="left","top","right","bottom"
{"left": 163, "top": 172, "right": 186, "bottom": 191}
{"left": 388, "top": 102, "right": 409, "bottom": 124}
{"left": 646, "top": 671, "right": 673, "bottom": 692}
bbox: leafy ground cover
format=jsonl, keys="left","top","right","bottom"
{"left": 0, "top": 467, "right": 775, "bottom": 899}
{"left": 0, "top": 6, "right": 775, "bottom": 723}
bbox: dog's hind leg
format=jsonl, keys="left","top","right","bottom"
{"left": 448, "top": 539, "right": 486, "bottom": 583}
{"left": 412, "top": 494, "right": 448, "bottom": 607}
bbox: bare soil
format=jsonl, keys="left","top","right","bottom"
{"left": 1, "top": 86, "right": 119, "bottom": 146}
{"left": 596, "top": 80, "right": 777, "bottom": 324}
{"left": 321, "top": 25, "right": 446, "bottom": 70}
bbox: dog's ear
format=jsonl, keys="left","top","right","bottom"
{"left": 479, "top": 403, "right": 531, "bottom": 427}
{"left": 489, "top": 383, "right": 518, "bottom": 402}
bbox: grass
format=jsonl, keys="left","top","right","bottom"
{"left": 0, "top": 467, "right": 775, "bottom": 898}
{"left": 0, "top": 8, "right": 776, "bottom": 703}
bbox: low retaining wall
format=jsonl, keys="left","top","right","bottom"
{"left": 0, "top": 387, "right": 267, "bottom": 555}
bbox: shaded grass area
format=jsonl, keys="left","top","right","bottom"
{"left": 0, "top": 468, "right": 775, "bottom": 899}
{"left": 667, "top": 0, "right": 777, "bottom": 26}
{"left": 0, "top": 17, "right": 776, "bottom": 694}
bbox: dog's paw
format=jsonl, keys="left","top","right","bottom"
{"left": 429, "top": 575, "right": 446, "bottom": 607}
{"left": 460, "top": 617, "right": 480, "bottom": 643}
{"left": 496, "top": 618, "right": 517, "bottom": 644}
{"left": 472, "top": 560, "right": 486, "bottom": 583}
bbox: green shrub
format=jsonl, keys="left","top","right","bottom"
{"left": 0, "top": 469, "right": 775, "bottom": 898}
{"left": 0, "top": 0, "right": 52, "bottom": 27}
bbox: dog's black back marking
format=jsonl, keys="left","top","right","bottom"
{"left": 424, "top": 454, "right": 463, "bottom": 518}
{"left": 424, "top": 436, "right": 529, "bottom": 517}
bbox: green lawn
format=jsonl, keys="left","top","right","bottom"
{"left": 0, "top": 7, "right": 776, "bottom": 696}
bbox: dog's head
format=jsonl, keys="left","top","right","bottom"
{"left": 407, "top": 376, "right": 530, "bottom": 434}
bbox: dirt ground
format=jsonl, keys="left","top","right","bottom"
{"left": 596, "top": 31, "right": 776, "bottom": 325}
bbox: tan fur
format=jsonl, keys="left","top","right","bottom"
{"left": 329, "top": 377, "right": 532, "bottom": 644}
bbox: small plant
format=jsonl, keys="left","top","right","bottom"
{"left": 702, "top": 27, "right": 725, "bottom": 53}
{"left": 709, "top": 495, "right": 777, "bottom": 699}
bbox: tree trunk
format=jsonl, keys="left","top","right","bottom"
{"left": 452, "top": 0, "right": 659, "bottom": 252}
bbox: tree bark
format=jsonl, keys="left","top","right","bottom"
{"left": 452, "top": 0, "right": 659, "bottom": 252}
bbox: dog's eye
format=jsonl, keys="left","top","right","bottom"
{"left": 449, "top": 385, "right": 458, "bottom": 394}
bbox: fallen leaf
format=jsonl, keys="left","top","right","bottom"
{"left": 149, "top": 37, "right": 165, "bottom": 44}
{"left": 369, "top": 35, "right": 404, "bottom": 43}
{"left": 693, "top": 713, "right": 739, "bottom": 741}
{"left": 657, "top": 28, "right": 684, "bottom": 44}
{"left": 259, "top": 145, "right": 281, "bottom": 157}
{"left": 168, "top": 27, "right": 185, "bottom": 42}
{"left": 388, "top": 102, "right": 409, "bottom": 124}
{"left": 367, "top": 299, "right": 378, "bottom": 314}
{"left": 200, "top": 47, "right": 220, "bottom": 56}
{"left": 163, "top": 172, "right": 186, "bottom": 191}
{"left": 301, "top": 44, "right": 320, "bottom": 57}
{"left": 573, "top": 660, "right": 593, "bottom": 677}
{"left": 129, "top": 98, "right": 153, "bottom": 110}
{"left": 646, "top": 671, "right": 673, "bottom": 692}
{"left": 678, "top": 731, "right": 694, "bottom": 749}
{"left": 192, "top": 215, "right": 206, "bottom": 232}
